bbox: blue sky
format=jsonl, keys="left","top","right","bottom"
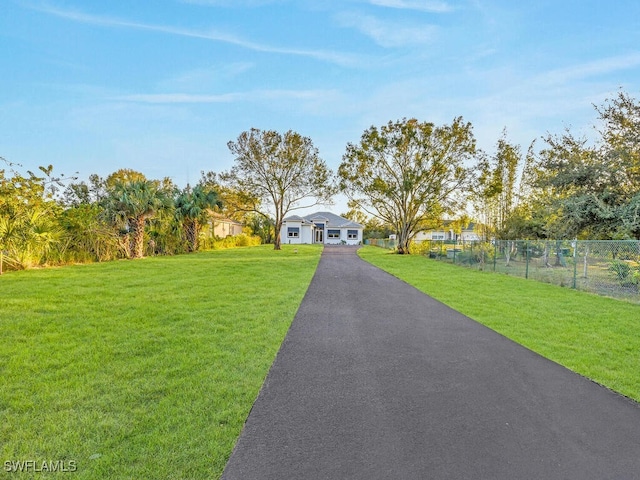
{"left": 2, "top": 0, "right": 640, "bottom": 213}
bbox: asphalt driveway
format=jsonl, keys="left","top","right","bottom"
{"left": 222, "top": 245, "right": 640, "bottom": 479}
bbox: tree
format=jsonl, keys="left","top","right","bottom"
{"left": 58, "top": 203, "right": 122, "bottom": 262}
{"left": 244, "top": 213, "right": 274, "bottom": 244}
{"left": 338, "top": 117, "right": 477, "bottom": 254}
{"left": 174, "top": 184, "right": 222, "bottom": 252}
{"left": 223, "top": 128, "right": 335, "bottom": 250}
{"left": 199, "top": 170, "right": 264, "bottom": 225}
{"left": 341, "top": 200, "right": 369, "bottom": 226}
{"left": 514, "top": 92, "right": 640, "bottom": 241}
{"left": 62, "top": 174, "right": 108, "bottom": 207}
{"left": 474, "top": 131, "right": 529, "bottom": 239}
{"left": 103, "top": 179, "right": 172, "bottom": 258}
{"left": 596, "top": 90, "right": 640, "bottom": 194}
{"left": 0, "top": 164, "right": 63, "bottom": 272}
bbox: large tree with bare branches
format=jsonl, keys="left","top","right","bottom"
{"left": 222, "top": 128, "right": 335, "bottom": 250}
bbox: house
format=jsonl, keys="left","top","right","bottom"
{"left": 281, "top": 212, "right": 364, "bottom": 245}
{"left": 414, "top": 221, "right": 481, "bottom": 243}
{"left": 207, "top": 213, "right": 244, "bottom": 238}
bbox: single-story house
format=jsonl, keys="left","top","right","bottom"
{"left": 207, "top": 213, "right": 244, "bottom": 238}
{"left": 414, "top": 221, "right": 480, "bottom": 243}
{"left": 281, "top": 212, "right": 364, "bottom": 245}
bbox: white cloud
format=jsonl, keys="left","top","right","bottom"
{"left": 113, "top": 89, "right": 342, "bottom": 105}
{"left": 367, "top": 0, "right": 453, "bottom": 13}
{"left": 157, "top": 63, "right": 254, "bottom": 91}
{"left": 113, "top": 93, "right": 242, "bottom": 103}
{"left": 336, "top": 12, "right": 438, "bottom": 47}
{"left": 536, "top": 53, "right": 640, "bottom": 86}
{"left": 179, "top": 0, "right": 283, "bottom": 5}
{"left": 24, "top": 2, "right": 361, "bottom": 66}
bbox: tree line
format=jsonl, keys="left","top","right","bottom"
{"left": 2, "top": 91, "right": 639, "bottom": 269}
{"left": 0, "top": 164, "right": 269, "bottom": 273}
{"left": 340, "top": 91, "right": 640, "bottom": 253}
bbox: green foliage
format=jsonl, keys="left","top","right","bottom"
{"left": 339, "top": 117, "right": 477, "bottom": 254}
{"left": 474, "top": 132, "right": 532, "bottom": 239}
{"left": 57, "top": 203, "right": 122, "bottom": 263}
{"left": 175, "top": 184, "right": 222, "bottom": 252}
{"left": 608, "top": 260, "right": 640, "bottom": 286}
{"left": 201, "top": 233, "right": 262, "bottom": 250}
{"left": 509, "top": 91, "right": 640, "bottom": 240}
{"left": 243, "top": 213, "right": 274, "bottom": 244}
{"left": 0, "top": 166, "right": 64, "bottom": 271}
{"left": 409, "top": 240, "right": 431, "bottom": 255}
{"left": 102, "top": 178, "right": 173, "bottom": 258}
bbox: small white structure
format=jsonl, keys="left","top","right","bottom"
{"left": 414, "top": 221, "right": 481, "bottom": 243}
{"left": 281, "top": 212, "right": 363, "bottom": 245}
{"left": 207, "top": 213, "right": 244, "bottom": 238}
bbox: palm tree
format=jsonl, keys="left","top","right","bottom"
{"left": 104, "top": 180, "right": 172, "bottom": 258}
{"left": 174, "top": 185, "right": 222, "bottom": 252}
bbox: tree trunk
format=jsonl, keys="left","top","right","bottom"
{"left": 397, "top": 238, "right": 411, "bottom": 254}
{"left": 119, "top": 233, "right": 132, "bottom": 259}
{"left": 543, "top": 242, "right": 551, "bottom": 267}
{"left": 185, "top": 219, "right": 199, "bottom": 252}
{"left": 396, "top": 221, "right": 412, "bottom": 254}
{"left": 273, "top": 218, "right": 282, "bottom": 250}
{"left": 132, "top": 217, "right": 146, "bottom": 258}
{"left": 192, "top": 221, "right": 200, "bottom": 252}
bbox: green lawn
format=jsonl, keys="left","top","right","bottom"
{"left": 359, "top": 246, "right": 640, "bottom": 403}
{"left": 0, "top": 245, "right": 322, "bottom": 479}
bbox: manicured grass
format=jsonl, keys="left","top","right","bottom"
{"left": 359, "top": 246, "right": 640, "bottom": 402}
{"left": 0, "top": 245, "right": 322, "bottom": 479}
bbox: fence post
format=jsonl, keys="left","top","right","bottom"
{"left": 525, "top": 241, "right": 529, "bottom": 279}
{"left": 572, "top": 239, "right": 577, "bottom": 289}
{"left": 583, "top": 243, "right": 589, "bottom": 278}
{"left": 493, "top": 241, "right": 497, "bottom": 271}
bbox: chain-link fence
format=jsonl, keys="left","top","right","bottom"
{"left": 371, "top": 238, "right": 640, "bottom": 303}
{"left": 365, "top": 238, "right": 397, "bottom": 249}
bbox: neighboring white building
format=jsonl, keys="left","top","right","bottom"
{"left": 281, "top": 212, "right": 364, "bottom": 245}
{"left": 414, "top": 221, "right": 481, "bottom": 243}
{"left": 207, "top": 213, "right": 244, "bottom": 238}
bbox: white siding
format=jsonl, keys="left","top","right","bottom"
{"left": 324, "top": 227, "right": 362, "bottom": 245}
{"left": 300, "top": 225, "right": 314, "bottom": 244}
{"left": 282, "top": 222, "right": 303, "bottom": 245}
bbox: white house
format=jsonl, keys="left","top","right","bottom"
{"left": 207, "top": 213, "right": 244, "bottom": 238}
{"left": 414, "top": 221, "right": 481, "bottom": 243}
{"left": 281, "top": 212, "right": 364, "bottom": 245}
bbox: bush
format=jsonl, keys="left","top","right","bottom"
{"left": 609, "top": 260, "right": 639, "bottom": 287}
{"left": 409, "top": 241, "right": 431, "bottom": 255}
{"left": 205, "top": 234, "right": 262, "bottom": 250}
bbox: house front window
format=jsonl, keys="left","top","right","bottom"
{"left": 327, "top": 229, "right": 340, "bottom": 239}
{"left": 347, "top": 229, "right": 358, "bottom": 239}
{"left": 288, "top": 227, "right": 299, "bottom": 238}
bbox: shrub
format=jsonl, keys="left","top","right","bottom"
{"left": 609, "top": 260, "right": 639, "bottom": 287}
{"left": 205, "top": 234, "right": 262, "bottom": 250}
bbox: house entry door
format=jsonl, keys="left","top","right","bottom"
{"left": 315, "top": 230, "right": 323, "bottom": 243}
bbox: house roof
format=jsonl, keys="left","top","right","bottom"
{"left": 283, "top": 211, "right": 363, "bottom": 228}
{"left": 282, "top": 215, "right": 309, "bottom": 223}
{"left": 209, "top": 212, "right": 244, "bottom": 226}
